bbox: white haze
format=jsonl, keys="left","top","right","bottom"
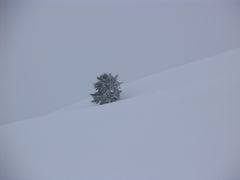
{"left": 0, "top": 0, "right": 240, "bottom": 124}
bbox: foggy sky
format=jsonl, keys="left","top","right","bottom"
{"left": 1, "top": 0, "right": 240, "bottom": 124}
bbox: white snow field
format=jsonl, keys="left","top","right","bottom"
{"left": 0, "top": 48, "right": 240, "bottom": 180}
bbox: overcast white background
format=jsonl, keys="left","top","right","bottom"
{"left": 1, "top": 0, "right": 240, "bottom": 124}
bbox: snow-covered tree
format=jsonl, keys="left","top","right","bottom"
{"left": 91, "top": 73, "right": 122, "bottom": 105}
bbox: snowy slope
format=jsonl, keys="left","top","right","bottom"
{"left": 0, "top": 49, "right": 240, "bottom": 180}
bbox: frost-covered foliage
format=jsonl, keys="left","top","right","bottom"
{"left": 91, "top": 73, "right": 122, "bottom": 105}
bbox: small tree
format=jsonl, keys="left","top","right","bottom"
{"left": 91, "top": 73, "right": 122, "bottom": 105}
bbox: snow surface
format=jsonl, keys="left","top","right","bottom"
{"left": 0, "top": 48, "right": 240, "bottom": 180}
